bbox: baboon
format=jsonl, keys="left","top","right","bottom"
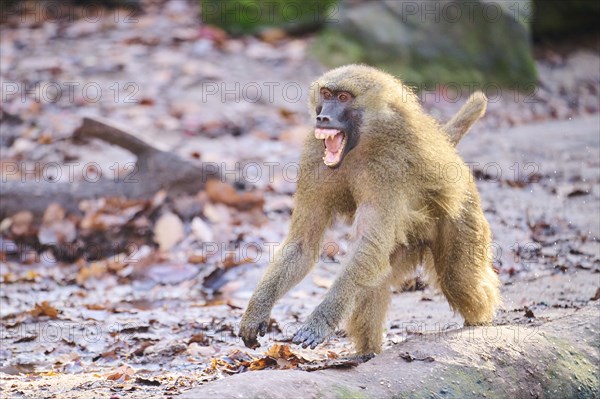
{"left": 239, "top": 65, "right": 500, "bottom": 355}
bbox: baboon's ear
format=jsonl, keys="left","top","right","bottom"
{"left": 442, "top": 92, "right": 487, "bottom": 146}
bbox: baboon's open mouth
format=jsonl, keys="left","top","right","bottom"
{"left": 315, "top": 128, "right": 347, "bottom": 167}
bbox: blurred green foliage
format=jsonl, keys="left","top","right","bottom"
{"left": 532, "top": 0, "right": 600, "bottom": 38}
{"left": 3, "top": 0, "right": 139, "bottom": 8}
{"left": 199, "top": 0, "right": 338, "bottom": 35}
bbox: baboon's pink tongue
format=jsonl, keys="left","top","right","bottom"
{"left": 325, "top": 133, "right": 343, "bottom": 153}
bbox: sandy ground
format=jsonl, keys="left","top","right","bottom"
{"left": 2, "top": 116, "right": 598, "bottom": 399}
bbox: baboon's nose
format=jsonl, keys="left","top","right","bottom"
{"left": 316, "top": 114, "right": 331, "bottom": 123}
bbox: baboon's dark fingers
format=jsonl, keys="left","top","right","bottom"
{"left": 239, "top": 323, "right": 263, "bottom": 349}
{"left": 293, "top": 324, "right": 327, "bottom": 350}
{"left": 258, "top": 321, "right": 268, "bottom": 337}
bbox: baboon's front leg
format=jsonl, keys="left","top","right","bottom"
{"left": 293, "top": 204, "right": 397, "bottom": 349}
{"left": 239, "top": 206, "right": 331, "bottom": 349}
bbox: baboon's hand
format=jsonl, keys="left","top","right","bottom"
{"left": 292, "top": 315, "right": 333, "bottom": 350}
{"left": 239, "top": 311, "right": 269, "bottom": 349}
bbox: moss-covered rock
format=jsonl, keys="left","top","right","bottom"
{"left": 310, "top": 0, "right": 537, "bottom": 89}
{"left": 200, "top": 0, "right": 337, "bottom": 35}
{"left": 181, "top": 304, "right": 599, "bottom": 399}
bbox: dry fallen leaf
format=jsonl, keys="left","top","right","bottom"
{"left": 39, "top": 370, "right": 60, "bottom": 377}
{"left": 85, "top": 303, "right": 107, "bottom": 310}
{"left": 153, "top": 212, "right": 184, "bottom": 251}
{"left": 222, "top": 253, "right": 253, "bottom": 269}
{"left": 260, "top": 28, "right": 287, "bottom": 44}
{"left": 76, "top": 261, "right": 108, "bottom": 285}
{"left": 37, "top": 132, "right": 53, "bottom": 144}
{"left": 23, "top": 270, "right": 40, "bottom": 282}
{"left": 313, "top": 275, "right": 333, "bottom": 289}
{"left": 0, "top": 217, "right": 12, "bottom": 233}
{"left": 249, "top": 344, "right": 308, "bottom": 371}
{"left": 298, "top": 357, "right": 361, "bottom": 372}
{"left": 188, "top": 333, "right": 209, "bottom": 345}
{"left": 105, "top": 364, "right": 135, "bottom": 381}
{"left": 151, "top": 189, "right": 168, "bottom": 210}
{"left": 248, "top": 356, "right": 277, "bottom": 371}
{"left": 265, "top": 344, "right": 302, "bottom": 369}
{"left": 210, "top": 349, "right": 255, "bottom": 374}
{"left": 2, "top": 273, "right": 15, "bottom": 283}
{"left": 38, "top": 204, "right": 77, "bottom": 245}
{"left": 10, "top": 211, "right": 34, "bottom": 236}
{"left": 14, "top": 334, "right": 37, "bottom": 343}
{"left": 30, "top": 301, "right": 59, "bottom": 318}
{"left": 42, "top": 203, "right": 65, "bottom": 223}
{"left": 79, "top": 197, "right": 147, "bottom": 230}
{"left": 205, "top": 180, "right": 265, "bottom": 211}
{"left": 203, "top": 202, "right": 232, "bottom": 224}
{"left": 107, "top": 255, "right": 128, "bottom": 272}
{"left": 188, "top": 253, "right": 207, "bottom": 264}
{"left": 399, "top": 351, "right": 435, "bottom": 363}
{"left": 191, "top": 216, "right": 214, "bottom": 242}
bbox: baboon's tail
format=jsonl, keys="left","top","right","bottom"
{"left": 442, "top": 91, "right": 487, "bottom": 146}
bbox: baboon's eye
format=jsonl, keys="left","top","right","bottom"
{"left": 321, "top": 89, "right": 332, "bottom": 100}
{"left": 338, "top": 92, "right": 350, "bottom": 102}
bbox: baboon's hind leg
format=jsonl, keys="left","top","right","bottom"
{"left": 430, "top": 214, "right": 500, "bottom": 325}
{"left": 345, "top": 283, "right": 391, "bottom": 355}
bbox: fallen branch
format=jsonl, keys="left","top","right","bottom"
{"left": 75, "top": 116, "right": 159, "bottom": 156}
{"left": 1, "top": 117, "right": 221, "bottom": 217}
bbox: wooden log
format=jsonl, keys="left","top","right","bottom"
{"left": 0, "top": 117, "right": 221, "bottom": 217}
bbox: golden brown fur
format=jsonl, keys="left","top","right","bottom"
{"left": 443, "top": 91, "right": 488, "bottom": 145}
{"left": 239, "top": 65, "right": 500, "bottom": 355}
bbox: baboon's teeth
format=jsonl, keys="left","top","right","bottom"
{"left": 314, "top": 128, "right": 340, "bottom": 140}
